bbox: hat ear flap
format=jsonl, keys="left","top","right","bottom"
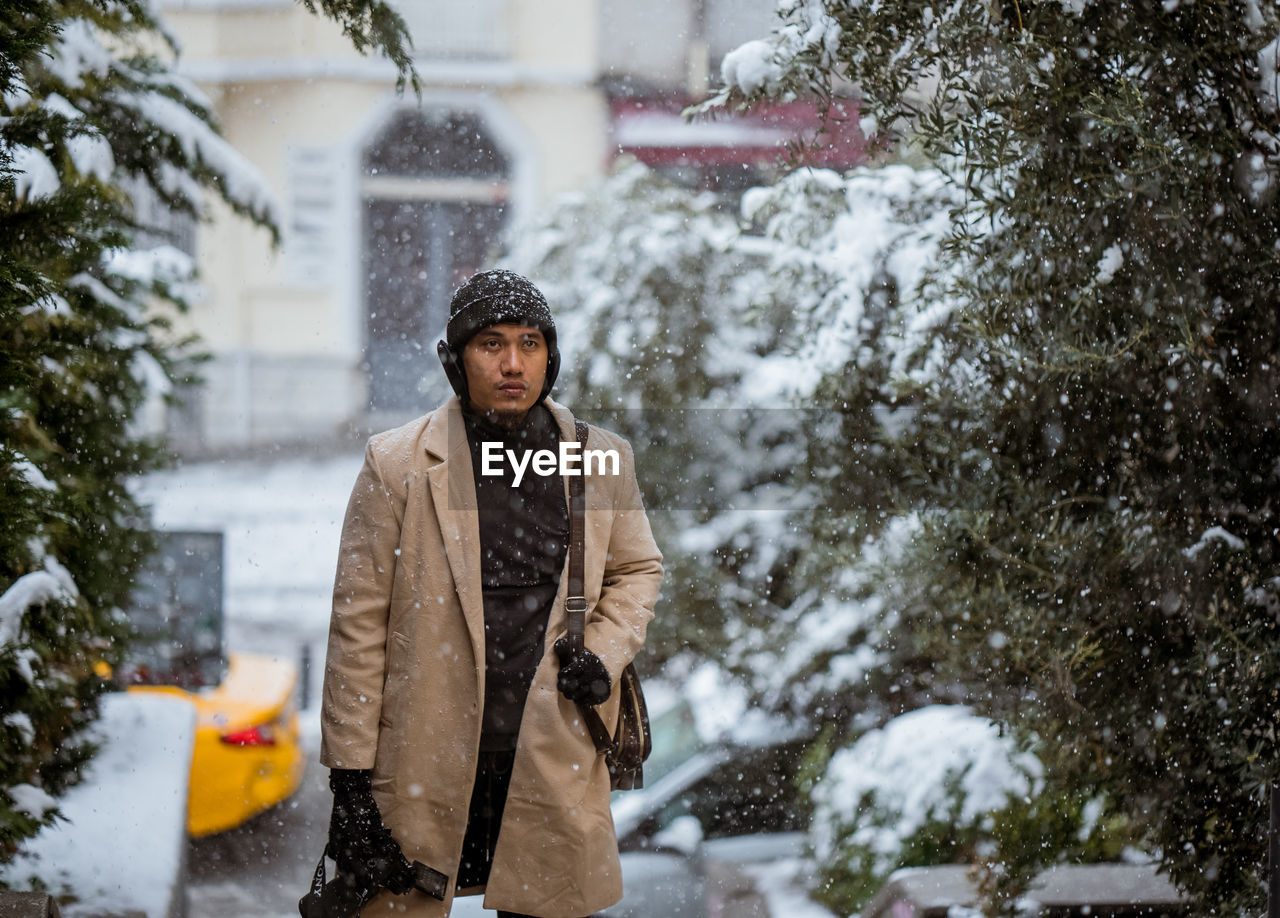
{"left": 437, "top": 340, "right": 469, "bottom": 404}
{"left": 540, "top": 345, "right": 560, "bottom": 403}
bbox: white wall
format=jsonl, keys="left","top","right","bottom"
{"left": 599, "top": 0, "right": 692, "bottom": 87}
{"left": 598, "top": 0, "right": 778, "bottom": 91}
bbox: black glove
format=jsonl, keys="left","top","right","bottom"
{"left": 327, "top": 768, "right": 415, "bottom": 896}
{"left": 553, "top": 637, "right": 612, "bottom": 706}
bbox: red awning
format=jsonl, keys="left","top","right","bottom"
{"left": 609, "top": 97, "right": 866, "bottom": 169}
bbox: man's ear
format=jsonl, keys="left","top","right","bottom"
{"left": 437, "top": 340, "right": 469, "bottom": 404}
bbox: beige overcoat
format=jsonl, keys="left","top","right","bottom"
{"left": 319, "top": 395, "right": 663, "bottom": 918}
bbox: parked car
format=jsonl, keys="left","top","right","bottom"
{"left": 599, "top": 695, "right": 811, "bottom": 918}
{"left": 861, "top": 863, "right": 1187, "bottom": 918}
{"left": 120, "top": 530, "right": 306, "bottom": 837}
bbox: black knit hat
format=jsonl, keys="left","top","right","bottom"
{"left": 436, "top": 269, "right": 560, "bottom": 404}
{"left": 444, "top": 269, "right": 556, "bottom": 350}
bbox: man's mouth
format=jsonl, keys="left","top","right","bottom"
{"left": 498, "top": 383, "right": 527, "bottom": 395}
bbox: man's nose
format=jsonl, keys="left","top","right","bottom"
{"left": 499, "top": 344, "right": 524, "bottom": 374}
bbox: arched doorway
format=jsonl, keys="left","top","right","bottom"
{"left": 361, "top": 108, "right": 511, "bottom": 418}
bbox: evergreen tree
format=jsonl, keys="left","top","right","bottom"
{"left": 713, "top": 1, "right": 1280, "bottom": 913}
{"left": 0, "top": 0, "right": 411, "bottom": 865}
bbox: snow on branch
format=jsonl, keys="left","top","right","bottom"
{"left": 7, "top": 783, "right": 56, "bottom": 819}
{"left": 106, "top": 244, "right": 195, "bottom": 288}
{"left": 69, "top": 271, "right": 134, "bottom": 317}
{"left": 711, "top": 0, "right": 843, "bottom": 105}
{"left": 1182, "top": 526, "right": 1246, "bottom": 560}
{"left": 10, "top": 146, "right": 60, "bottom": 201}
{"left": 156, "top": 159, "right": 206, "bottom": 211}
{"left": 1257, "top": 32, "right": 1279, "bottom": 115}
{"left": 43, "top": 19, "right": 114, "bottom": 90}
{"left": 120, "top": 91, "right": 281, "bottom": 227}
{"left": 812, "top": 705, "right": 1042, "bottom": 868}
{"left": 721, "top": 40, "right": 787, "bottom": 98}
{"left": 0, "top": 559, "right": 80, "bottom": 646}
{"left": 13, "top": 457, "right": 57, "bottom": 493}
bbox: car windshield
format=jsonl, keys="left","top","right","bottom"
{"left": 119, "top": 530, "right": 226, "bottom": 690}
{"left": 639, "top": 695, "right": 704, "bottom": 786}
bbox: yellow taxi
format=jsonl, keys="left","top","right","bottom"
{"left": 122, "top": 530, "right": 306, "bottom": 836}
{"left": 129, "top": 652, "right": 305, "bottom": 836}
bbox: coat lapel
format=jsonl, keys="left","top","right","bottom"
{"left": 424, "top": 397, "right": 487, "bottom": 681}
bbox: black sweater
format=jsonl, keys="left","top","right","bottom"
{"left": 462, "top": 405, "right": 569, "bottom": 751}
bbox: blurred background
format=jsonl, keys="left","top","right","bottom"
{"left": 10, "top": 0, "right": 1263, "bottom": 915}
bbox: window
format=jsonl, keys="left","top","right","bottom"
{"left": 360, "top": 108, "right": 512, "bottom": 416}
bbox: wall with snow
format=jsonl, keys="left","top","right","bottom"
{"left": 0, "top": 693, "right": 196, "bottom": 918}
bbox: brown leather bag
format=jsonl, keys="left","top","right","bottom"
{"left": 565, "top": 419, "right": 652, "bottom": 790}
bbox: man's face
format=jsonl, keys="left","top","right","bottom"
{"left": 461, "top": 323, "right": 548, "bottom": 422}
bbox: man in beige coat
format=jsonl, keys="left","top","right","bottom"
{"left": 320, "top": 270, "right": 663, "bottom": 917}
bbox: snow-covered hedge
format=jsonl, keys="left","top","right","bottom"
{"left": 810, "top": 706, "right": 1040, "bottom": 908}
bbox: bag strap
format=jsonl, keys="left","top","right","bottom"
{"left": 566, "top": 419, "right": 589, "bottom": 657}
{"left": 566, "top": 419, "right": 617, "bottom": 756}
{"left": 310, "top": 853, "right": 327, "bottom": 896}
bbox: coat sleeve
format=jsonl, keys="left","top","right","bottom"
{"left": 585, "top": 437, "right": 664, "bottom": 683}
{"left": 319, "top": 439, "right": 402, "bottom": 769}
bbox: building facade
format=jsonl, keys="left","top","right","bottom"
{"left": 157, "top": 0, "right": 861, "bottom": 453}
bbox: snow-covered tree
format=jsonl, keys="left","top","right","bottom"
{"left": 503, "top": 163, "right": 794, "bottom": 663}
{"left": 0, "top": 0, "right": 411, "bottom": 864}
{"left": 502, "top": 162, "right": 952, "bottom": 669}
{"left": 504, "top": 156, "right": 1127, "bottom": 914}
{"left": 712, "top": 1, "right": 1280, "bottom": 913}
{"left": 505, "top": 141, "right": 1146, "bottom": 910}
{"left": 505, "top": 158, "right": 962, "bottom": 695}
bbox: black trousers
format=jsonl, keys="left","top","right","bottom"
{"left": 458, "top": 749, "right": 516, "bottom": 890}
{"left": 457, "top": 750, "right": 533, "bottom": 918}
